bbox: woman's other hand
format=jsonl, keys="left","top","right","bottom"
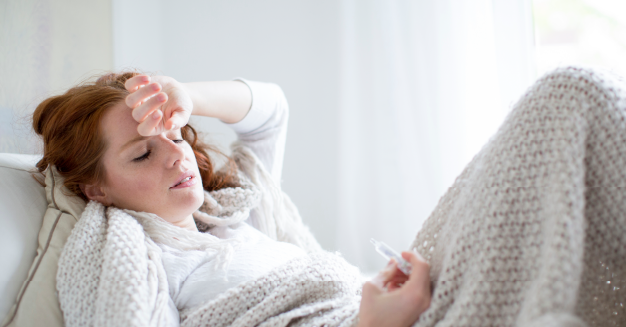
{"left": 124, "top": 75, "right": 193, "bottom": 136}
{"left": 358, "top": 251, "right": 431, "bottom": 327}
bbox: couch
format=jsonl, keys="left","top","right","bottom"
{"left": 0, "top": 153, "right": 47, "bottom": 326}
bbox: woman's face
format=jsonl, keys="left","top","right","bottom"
{"left": 91, "top": 101, "right": 204, "bottom": 226}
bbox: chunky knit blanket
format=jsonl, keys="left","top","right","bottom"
{"left": 57, "top": 201, "right": 362, "bottom": 327}
{"left": 410, "top": 67, "right": 626, "bottom": 327}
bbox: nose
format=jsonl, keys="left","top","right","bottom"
{"left": 158, "top": 135, "right": 185, "bottom": 168}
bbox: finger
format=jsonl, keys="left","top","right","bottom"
{"left": 402, "top": 251, "right": 430, "bottom": 289}
{"left": 385, "top": 273, "right": 409, "bottom": 287}
{"left": 387, "top": 274, "right": 410, "bottom": 284}
{"left": 126, "top": 82, "right": 162, "bottom": 109}
{"left": 131, "top": 92, "right": 168, "bottom": 123}
{"left": 137, "top": 109, "right": 163, "bottom": 136}
{"left": 379, "top": 259, "right": 398, "bottom": 280}
{"left": 164, "top": 111, "right": 186, "bottom": 130}
{"left": 362, "top": 281, "right": 383, "bottom": 298}
{"left": 387, "top": 280, "right": 406, "bottom": 291}
{"left": 125, "top": 75, "right": 150, "bottom": 93}
{"left": 405, "top": 248, "right": 426, "bottom": 262}
{"left": 390, "top": 263, "right": 410, "bottom": 278}
{"left": 400, "top": 250, "right": 432, "bottom": 313}
{"left": 371, "top": 260, "right": 397, "bottom": 288}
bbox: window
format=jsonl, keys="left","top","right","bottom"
{"left": 533, "top": 0, "right": 626, "bottom": 77}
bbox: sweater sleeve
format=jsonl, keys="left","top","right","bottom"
{"left": 224, "top": 79, "right": 288, "bottom": 185}
{"left": 223, "top": 80, "right": 322, "bottom": 252}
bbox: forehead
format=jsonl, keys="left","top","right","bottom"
{"left": 101, "top": 101, "right": 140, "bottom": 150}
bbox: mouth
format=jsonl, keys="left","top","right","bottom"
{"left": 170, "top": 171, "right": 197, "bottom": 189}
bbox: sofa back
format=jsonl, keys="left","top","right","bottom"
{"left": 0, "top": 153, "right": 46, "bottom": 323}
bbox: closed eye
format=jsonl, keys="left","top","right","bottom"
{"left": 133, "top": 150, "right": 151, "bottom": 162}
{"left": 132, "top": 139, "right": 183, "bottom": 162}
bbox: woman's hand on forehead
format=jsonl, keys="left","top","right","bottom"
{"left": 125, "top": 75, "right": 193, "bottom": 136}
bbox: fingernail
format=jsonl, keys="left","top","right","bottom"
{"left": 157, "top": 93, "right": 167, "bottom": 102}
{"left": 153, "top": 111, "right": 160, "bottom": 119}
{"left": 171, "top": 124, "right": 177, "bottom": 130}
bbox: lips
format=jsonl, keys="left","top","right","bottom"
{"left": 170, "top": 171, "right": 197, "bottom": 189}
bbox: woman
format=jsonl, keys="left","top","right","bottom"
{"left": 34, "top": 72, "right": 431, "bottom": 327}
{"left": 37, "top": 67, "right": 626, "bottom": 327}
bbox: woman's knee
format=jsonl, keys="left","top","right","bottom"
{"left": 514, "top": 66, "right": 623, "bottom": 121}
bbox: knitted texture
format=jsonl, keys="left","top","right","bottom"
{"left": 57, "top": 202, "right": 361, "bottom": 327}
{"left": 56, "top": 203, "right": 169, "bottom": 327}
{"left": 230, "top": 143, "right": 323, "bottom": 253}
{"left": 57, "top": 145, "right": 336, "bottom": 327}
{"left": 57, "top": 67, "right": 626, "bottom": 326}
{"left": 179, "top": 253, "right": 361, "bottom": 327}
{"left": 410, "top": 67, "right": 626, "bottom": 327}
{"left": 193, "top": 172, "right": 263, "bottom": 229}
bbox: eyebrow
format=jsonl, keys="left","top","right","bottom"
{"left": 120, "top": 135, "right": 149, "bottom": 152}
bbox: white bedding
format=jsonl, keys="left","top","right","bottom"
{"left": 160, "top": 222, "right": 306, "bottom": 312}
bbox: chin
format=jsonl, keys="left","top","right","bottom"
{"left": 166, "top": 186, "right": 203, "bottom": 216}
{"left": 189, "top": 185, "right": 206, "bottom": 211}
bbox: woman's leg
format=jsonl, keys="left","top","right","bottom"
{"left": 411, "top": 67, "right": 626, "bottom": 327}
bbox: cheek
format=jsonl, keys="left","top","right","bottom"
{"left": 131, "top": 178, "right": 155, "bottom": 192}
{"left": 185, "top": 146, "right": 197, "bottom": 163}
{"left": 108, "top": 173, "right": 163, "bottom": 211}
{"left": 105, "top": 164, "right": 158, "bottom": 200}
{"left": 185, "top": 147, "right": 201, "bottom": 172}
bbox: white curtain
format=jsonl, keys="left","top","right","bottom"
{"left": 337, "top": 0, "right": 535, "bottom": 272}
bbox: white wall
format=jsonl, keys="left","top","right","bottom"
{"left": 113, "top": 0, "right": 342, "bottom": 251}
{"left": 0, "top": 0, "right": 113, "bottom": 319}
{"left": 0, "top": 0, "right": 114, "bottom": 154}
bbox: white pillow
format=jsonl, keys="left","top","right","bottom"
{"left": 1, "top": 155, "right": 86, "bottom": 327}
{"left": 0, "top": 154, "right": 46, "bottom": 323}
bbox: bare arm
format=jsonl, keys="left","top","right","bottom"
{"left": 124, "top": 75, "right": 252, "bottom": 136}
{"left": 184, "top": 80, "right": 252, "bottom": 123}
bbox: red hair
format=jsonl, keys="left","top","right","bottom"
{"left": 32, "top": 71, "right": 239, "bottom": 201}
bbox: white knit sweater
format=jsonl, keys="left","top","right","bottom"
{"left": 160, "top": 79, "right": 311, "bottom": 314}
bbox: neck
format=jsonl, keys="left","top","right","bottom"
{"left": 174, "top": 214, "right": 199, "bottom": 232}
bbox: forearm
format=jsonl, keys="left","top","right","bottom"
{"left": 184, "top": 80, "right": 252, "bottom": 124}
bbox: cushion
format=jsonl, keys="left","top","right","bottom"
{"left": 1, "top": 160, "right": 86, "bottom": 327}
{"left": 0, "top": 154, "right": 45, "bottom": 323}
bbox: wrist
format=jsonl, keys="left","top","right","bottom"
{"left": 184, "top": 83, "right": 205, "bottom": 117}
{"left": 184, "top": 81, "right": 251, "bottom": 123}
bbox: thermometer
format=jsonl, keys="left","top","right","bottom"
{"left": 370, "top": 238, "right": 412, "bottom": 275}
